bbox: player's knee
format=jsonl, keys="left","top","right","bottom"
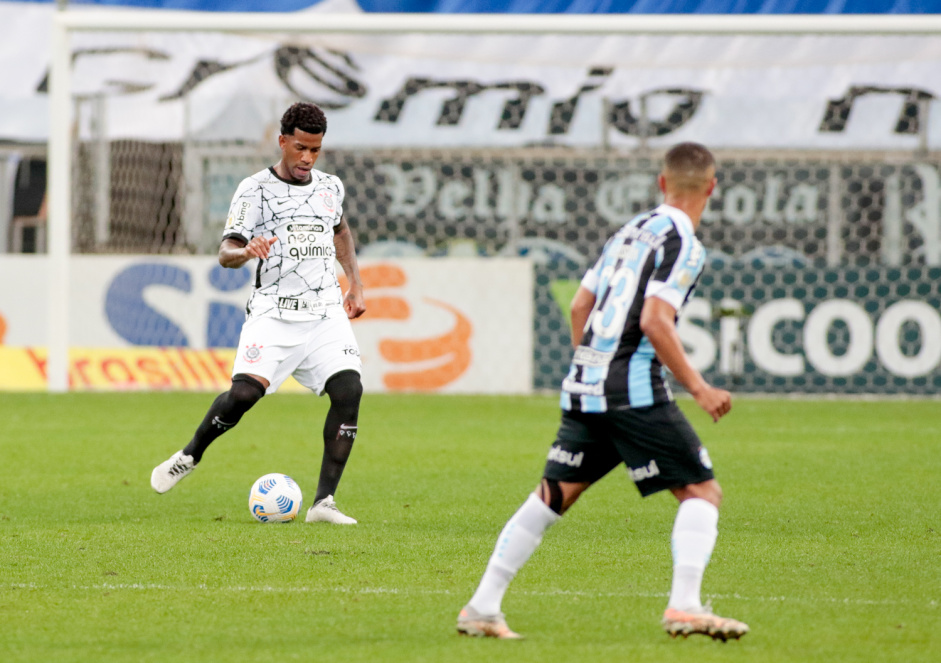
{"left": 676, "top": 480, "right": 722, "bottom": 508}
{"left": 325, "top": 370, "right": 362, "bottom": 417}
{"left": 709, "top": 483, "right": 723, "bottom": 507}
{"left": 229, "top": 373, "right": 266, "bottom": 411}
{"left": 698, "top": 479, "right": 722, "bottom": 507}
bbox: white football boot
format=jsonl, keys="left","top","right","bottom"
{"left": 150, "top": 450, "right": 196, "bottom": 494}
{"left": 305, "top": 494, "right": 357, "bottom": 524}
{"left": 456, "top": 605, "right": 523, "bottom": 639}
{"left": 662, "top": 604, "right": 749, "bottom": 641}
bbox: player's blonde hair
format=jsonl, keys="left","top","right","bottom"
{"left": 662, "top": 142, "right": 715, "bottom": 193}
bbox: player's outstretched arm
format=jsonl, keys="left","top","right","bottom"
{"left": 218, "top": 236, "right": 277, "bottom": 268}
{"left": 333, "top": 217, "right": 366, "bottom": 319}
{"left": 640, "top": 296, "right": 731, "bottom": 422}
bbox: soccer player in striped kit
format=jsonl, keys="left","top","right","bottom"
{"left": 458, "top": 142, "right": 748, "bottom": 641}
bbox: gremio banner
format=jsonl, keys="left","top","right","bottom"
{"left": 3, "top": 2, "right": 941, "bottom": 150}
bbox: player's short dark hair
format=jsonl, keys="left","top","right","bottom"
{"left": 280, "top": 102, "right": 328, "bottom": 137}
{"left": 663, "top": 142, "right": 715, "bottom": 192}
{"left": 664, "top": 142, "right": 715, "bottom": 174}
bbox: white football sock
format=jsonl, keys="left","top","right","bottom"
{"left": 667, "top": 497, "right": 719, "bottom": 611}
{"left": 468, "top": 493, "right": 561, "bottom": 615}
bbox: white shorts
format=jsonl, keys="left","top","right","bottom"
{"left": 232, "top": 315, "right": 362, "bottom": 395}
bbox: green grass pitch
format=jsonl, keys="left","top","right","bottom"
{"left": 0, "top": 392, "right": 938, "bottom": 662}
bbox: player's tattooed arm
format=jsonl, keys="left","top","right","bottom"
{"left": 218, "top": 236, "right": 278, "bottom": 268}
{"left": 334, "top": 217, "right": 366, "bottom": 320}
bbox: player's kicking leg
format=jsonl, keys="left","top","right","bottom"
{"left": 662, "top": 483, "right": 748, "bottom": 641}
{"left": 151, "top": 374, "right": 266, "bottom": 493}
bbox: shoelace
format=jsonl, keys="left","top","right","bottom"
{"left": 168, "top": 460, "right": 191, "bottom": 476}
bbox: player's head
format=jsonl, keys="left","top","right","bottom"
{"left": 660, "top": 142, "right": 716, "bottom": 196}
{"left": 280, "top": 102, "right": 328, "bottom": 137}
{"left": 277, "top": 103, "right": 327, "bottom": 183}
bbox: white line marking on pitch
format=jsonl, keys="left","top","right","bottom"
{"left": 5, "top": 582, "right": 935, "bottom": 607}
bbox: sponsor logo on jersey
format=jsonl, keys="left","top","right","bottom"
{"left": 277, "top": 297, "right": 328, "bottom": 312}
{"left": 236, "top": 200, "right": 250, "bottom": 222}
{"left": 561, "top": 376, "right": 605, "bottom": 396}
{"left": 342, "top": 345, "right": 360, "bottom": 356}
{"left": 287, "top": 244, "right": 335, "bottom": 260}
{"left": 547, "top": 445, "right": 584, "bottom": 467}
{"left": 617, "top": 243, "right": 641, "bottom": 264}
{"left": 619, "top": 225, "right": 666, "bottom": 250}
{"left": 627, "top": 459, "right": 660, "bottom": 482}
{"left": 573, "top": 345, "right": 614, "bottom": 367}
{"left": 286, "top": 224, "right": 325, "bottom": 232}
{"left": 243, "top": 343, "right": 263, "bottom": 363}
{"left": 285, "top": 223, "right": 332, "bottom": 260}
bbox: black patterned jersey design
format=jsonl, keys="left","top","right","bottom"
{"left": 224, "top": 167, "right": 346, "bottom": 321}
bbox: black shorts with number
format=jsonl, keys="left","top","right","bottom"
{"left": 542, "top": 401, "right": 715, "bottom": 497}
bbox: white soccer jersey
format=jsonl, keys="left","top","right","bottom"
{"left": 223, "top": 167, "right": 346, "bottom": 321}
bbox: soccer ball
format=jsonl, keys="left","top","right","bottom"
{"left": 248, "top": 473, "right": 303, "bottom": 523}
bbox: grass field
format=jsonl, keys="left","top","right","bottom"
{"left": 0, "top": 392, "right": 938, "bottom": 662}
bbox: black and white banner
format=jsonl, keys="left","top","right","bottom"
{"left": 2, "top": 2, "right": 941, "bottom": 149}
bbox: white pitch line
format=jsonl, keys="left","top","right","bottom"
{"left": 4, "top": 583, "right": 936, "bottom": 607}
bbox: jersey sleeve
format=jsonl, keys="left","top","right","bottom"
{"left": 580, "top": 233, "right": 619, "bottom": 294}
{"left": 644, "top": 229, "right": 705, "bottom": 310}
{"left": 332, "top": 176, "right": 346, "bottom": 228}
{"left": 222, "top": 176, "right": 262, "bottom": 243}
{"left": 580, "top": 253, "right": 605, "bottom": 294}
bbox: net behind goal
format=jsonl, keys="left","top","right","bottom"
{"left": 27, "top": 10, "right": 941, "bottom": 394}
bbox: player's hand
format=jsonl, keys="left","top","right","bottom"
{"left": 344, "top": 284, "right": 366, "bottom": 320}
{"left": 244, "top": 236, "right": 278, "bottom": 260}
{"left": 691, "top": 384, "right": 732, "bottom": 422}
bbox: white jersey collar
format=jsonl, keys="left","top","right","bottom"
{"left": 655, "top": 203, "right": 694, "bottom": 234}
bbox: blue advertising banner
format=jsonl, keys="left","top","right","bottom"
{"left": 12, "top": 0, "right": 941, "bottom": 13}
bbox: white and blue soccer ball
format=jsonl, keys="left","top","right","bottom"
{"left": 248, "top": 473, "right": 303, "bottom": 523}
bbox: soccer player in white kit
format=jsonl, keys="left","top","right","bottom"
{"left": 151, "top": 102, "right": 366, "bottom": 525}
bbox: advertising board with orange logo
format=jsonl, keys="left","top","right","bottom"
{"left": 344, "top": 259, "right": 532, "bottom": 393}
{"left": 0, "top": 256, "right": 533, "bottom": 394}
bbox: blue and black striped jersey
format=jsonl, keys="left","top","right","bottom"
{"left": 561, "top": 204, "right": 705, "bottom": 412}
